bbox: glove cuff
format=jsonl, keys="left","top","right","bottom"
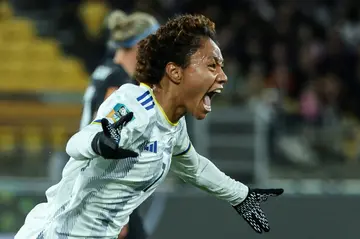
{"left": 91, "top": 132, "right": 102, "bottom": 155}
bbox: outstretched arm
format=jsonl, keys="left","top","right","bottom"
{"left": 171, "top": 145, "right": 249, "bottom": 205}
{"left": 66, "top": 123, "right": 101, "bottom": 160}
{"left": 171, "top": 145, "right": 283, "bottom": 233}
{"left": 171, "top": 119, "right": 283, "bottom": 233}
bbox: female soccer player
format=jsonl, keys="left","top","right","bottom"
{"left": 15, "top": 14, "right": 283, "bottom": 239}
{"left": 79, "top": 10, "right": 160, "bottom": 239}
{"left": 80, "top": 10, "right": 160, "bottom": 128}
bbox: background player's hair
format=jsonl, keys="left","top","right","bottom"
{"left": 135, "top": 14, "right": 217, "bottom": 85}
{"left": 107, "top": 10, "right": 159, "bottom": 49}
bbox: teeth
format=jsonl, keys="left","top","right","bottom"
{"left": 203, "top": 104, "right": 211, "bottom": 112}
{"left": 214, "top": 89, "right": 222, "bottom": 93}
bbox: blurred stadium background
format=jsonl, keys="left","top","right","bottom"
{"left": 1, "top": 0, "right": 360, "bottom": 238}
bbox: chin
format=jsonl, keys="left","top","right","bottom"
{"left": 190, "top": 104, "right": 210, "bottom": 120}
{"left": 194, "top": 112, "right": 208, "bottom": 120}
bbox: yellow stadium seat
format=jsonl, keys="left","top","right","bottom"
{"left": 0, "top": 12, "right": 88, "bottom": 94}
{"left": 0, "top": 43, "right": 40, "bottom": 64}
{"left": 51, "top": 126, "right": 67, "bottom": 150}
{"left": 0, "top": 126, "right": 16, "bottom": 152}
{"left": 57, "top": 58, "right": 88, "bottom": 90}
{"left": 10, "top": 40, "right": 59, "bottom": 62}
{"left": 0, "top": 1, "right": 14, "bottom": 19}
{"left": 22, "top": 126, "right": 43, "bottom": 153}
{"left": 0, "top": 19, "right": 35, "bottom": 42}
{"left": 32, "top": 40, "right": 60, "bottom": 56}
{"left": 0, "top": 46, "right": 16, "bottom": 63}
{"left": 0, "top": 63, "right": 27, "bottom": 91}
{"left": 59, "top": 58, "right": 85, "bottom": 73}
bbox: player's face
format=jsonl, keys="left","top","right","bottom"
{"left": 128, "top": 45, "right": 139, "bottom": 76}
{"left": 181, "top": 38, "right": 227, "bottom": 119}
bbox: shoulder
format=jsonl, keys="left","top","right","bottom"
{"left": 111, "top": 84, "right": 158, "bottom": 149}
{"left": 91, "top": 60, "right": 129, "bottom": 83}
{"left": 111, "top": 84, "right": 157, "bottom": 127}
{"left": 106, "top": 66, "right": 130, "bottom": 84}
{"left": 117, "top": 84, "right": 156, "bottom": 110}
{"left": 91, "top": 64, "right": 115, "bottom": 82}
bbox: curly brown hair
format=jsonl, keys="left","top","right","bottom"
{"left": 135, "top": 14, "right": 217, "bottom": 85}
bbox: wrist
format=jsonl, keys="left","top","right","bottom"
{"left": 231, "top": 184, "right": 250, "bottom": 206}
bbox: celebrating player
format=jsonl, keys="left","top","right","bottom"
{"left": 80, "top": 10, "right": 160, "bottom": 239}
{"left": 15, "top": 14, "right": 283, "bottom": 239}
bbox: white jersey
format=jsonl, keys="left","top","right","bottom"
{"left": 16, "top": 83, "right": 249, "bottom": 239}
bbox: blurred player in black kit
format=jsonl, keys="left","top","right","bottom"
{"left": 79, "top": 10, "right": 160, "bottom": 239}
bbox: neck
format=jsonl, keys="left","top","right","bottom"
{"left": 151, "top": 81, "right": 186, "bottom": 124}
{"left": 114, "top": 49, "right": 134, "bottom": 76}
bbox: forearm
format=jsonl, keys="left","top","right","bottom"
{"left": 172, "top": 147, "right": 249, "bottom": 205}
{"left": 66, "top": 124, "right": 101, "bottom": 160}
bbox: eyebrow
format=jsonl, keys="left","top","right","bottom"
{"left": 212, "top": 56, "right": 224, "bottom": 67}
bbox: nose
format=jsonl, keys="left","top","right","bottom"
{"left": 217, "top": 68, "right": 228, "bottom": 85}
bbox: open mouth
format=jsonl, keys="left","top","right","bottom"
{"left": 203, "top": 88, "right": 222, "bottom": 112}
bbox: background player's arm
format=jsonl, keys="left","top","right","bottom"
{"left": 171, "top": 120, "right": 249, "bottom": 205}
{"left": 67, "top": 85, "right": 151, "bottom": 160}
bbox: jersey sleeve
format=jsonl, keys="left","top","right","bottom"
{"left": 93, "top": 84, "right": 153, "bottom": 153}
{"left": 170, "top": 118, "right": 249, "bottom": 205}
{"left": 172, "top": 118, "right": 192, "bottom": 157}
{"left": 66, "top": 84, "right": 153, "bottom": 160}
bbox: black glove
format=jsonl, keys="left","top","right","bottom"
{"left": 91, "top": 112, "right": 138, "bottom": 159}
{"left": 233, "top": 188, "right": 284, "bottom": 233}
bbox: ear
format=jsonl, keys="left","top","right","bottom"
{"left": 165, "top": 62, "right": 182, "bottom": 84}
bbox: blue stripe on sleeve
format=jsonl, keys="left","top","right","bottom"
{"left": 136, "top": 91, "right": 150, "bottom": 101}
{"left": 145, "top": 102, "right": 155, "bottom": 110}
{"left": 141, "top": 96, "right": 153, "bottom": 106}
{"left": 173, "top": 143, "right": 191, "bottom": 157}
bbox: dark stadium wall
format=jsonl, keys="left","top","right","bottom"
{"left": 3, "top": 193, "right": 359, "bottom": 238}
{"left": 151, "top": 194, "right": 360, "bottom": 239}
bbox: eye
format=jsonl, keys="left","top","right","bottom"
{"left": 208, "top": 63, "right": 216, "bottom": 69}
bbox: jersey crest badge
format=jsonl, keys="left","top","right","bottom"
{"left": 107, "top": 103, "right": 135, "bottom": 123}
